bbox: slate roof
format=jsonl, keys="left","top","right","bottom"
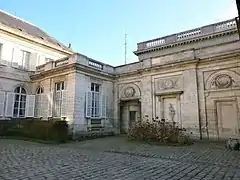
{"left": 0, "top": 10, "right": 71, "bottom": 51}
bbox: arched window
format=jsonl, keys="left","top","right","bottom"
{"left": 35, "top": 87, "right": 44, "bottom": 117}
{"left": 13, "top": 87, "right": 27, "bottom": 117}
{"left": 36, "top": 87, "right": 44, "bottom": 94}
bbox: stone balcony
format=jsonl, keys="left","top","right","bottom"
{"left": 135, "top": 18, "right": 238, "bottom": 55}
{"left": 35, "top": 53, "right": 115, "bottom": 76}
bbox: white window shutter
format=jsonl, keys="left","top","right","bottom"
{"left": 95, "top": 92, "right": 100, "bottom": 117}
{"left": 40, "top": 94, "right": 45, "bottom": 117}
{"left": 34, "top": 94, "right": 40, "bottom": 117}
{"left": 1, "top": 44, "right": 13, "bottom": 62}
{"left": 29, "top": 53, "right": 37, "bottom": 71}
{"left": 106, "top": 96, "right": 108, "bottom": 118}
{"left": 101, "top": 94, "right": 107, "bottom": 118}
{"left": 25, "top": 95, "right": 35, "bottom": 117}
{"left": 47, "top": 92, "right": 53, "bottom": 117}
{"left": 0, "top": 92, "right": 5, "bottom": 117}
{"left": 35, "top": 94, "right": 44, "bottom": 117}
{"left": 5, "top": 92, "right": 15, "bottom": 117}
{"left": 42, "top": 94, "right": 48, "bottom": 118}
{"left": 85, "top": 91, "right": 92, "bottom": 118}
{"left": 61, "top": 90, "right": 67, "bottom": 117}
{"left": 12, "top": 47, "right": 20, "bottom": 63}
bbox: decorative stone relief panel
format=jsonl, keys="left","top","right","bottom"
{"left": 155, "top": 75, "right": 183, "bottom": 94}
{"left": 119, "top": 83, "right": 141, "bottom": 100}
{"left": 205, "top": 70, "right": 240, "bottom": 90}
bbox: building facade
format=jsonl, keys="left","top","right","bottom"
{"left": 0, "top": 10, "right": 239, "bottom": 140}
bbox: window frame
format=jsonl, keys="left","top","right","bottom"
{"left": 90, "top": 83, "right": 101, "bottom": 118}
{"left": 20, "top": 50, "right": 31, "bottom": 70}
{"left": 35, "top": 87, "right": 44, "bottom": 117}
{"left": 13, "top": 87, "right": 27, "bottom": 118}
{"left": 54, "top": 82, "right": 65, "bottom": 117}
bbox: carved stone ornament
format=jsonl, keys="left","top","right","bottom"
{"left": 163, "top": 79, "right": 174, "bottom": 89}
{"left": 159, "top": 78, "right": 179, "bottom": 90}
{"left": 213, "top": 74, "right": 233, "bottom": 89}
{"left": 124, "top": 87, "right": 135, "bottom": 98}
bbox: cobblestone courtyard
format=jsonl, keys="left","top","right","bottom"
{"left": 1, "top": 137, "right": 240, "bottom": 180}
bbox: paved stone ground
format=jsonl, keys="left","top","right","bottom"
{"left": 0, "top": 137, "right": 240, "bottom": 180}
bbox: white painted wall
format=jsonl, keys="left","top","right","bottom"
{"left": 0, "top": 35, "right": 67, "bottom": 68}
{"left": 0, "top": 32, "right": 69, "bottom": 92}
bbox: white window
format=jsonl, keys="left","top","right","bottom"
{"left": 54, "top": 82, "right": 67, "bottom": 117}
{"left": 13, "top": 87, "right": 27, "bottom": 117}
{"left": 85, "top": 83, "right": 107, "bottom": 119}
{"left": 19, "top": 50, "right": 30, "bottom": 69}
{"left": 91, "top": 83, "right": 100, "bottom": 118}
{"left": 35, "top": 87, "right": 44, "bottom": 117}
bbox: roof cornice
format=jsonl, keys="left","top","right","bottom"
{"left": 134, "top": 29, "right": 238, "bottom": 56}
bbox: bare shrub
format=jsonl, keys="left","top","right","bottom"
{"left": 127, "top": 118, "right": 192, "bottom": 145}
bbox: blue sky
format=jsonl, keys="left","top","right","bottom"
{"left": 0, "top": 0, "right": 238, "bottom": 66}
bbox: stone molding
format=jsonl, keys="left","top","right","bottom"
{"left": 119, "top": 83, "right": 141, "bottom": 100}
{"left": 205, "top": 70, "right": 240, "bottom": 90}
{"left": 155, "top": 75, "right": 183, "bottom": 94}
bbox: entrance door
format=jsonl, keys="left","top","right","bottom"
{"left": 120, "top": 101, "right": 141, "bottom": 133}
{"left": 120, "top": 105, "right": 125, "bottom": 133}
{"left": 216, "top": 101, "right": 239, "bottom": 138}
{"left": 129, "top": 111, "right": 136, "bottom": 128}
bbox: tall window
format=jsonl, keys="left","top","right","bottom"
{"left": 54, "top": 82, "right": 65, "bottom": 117}
{"left": 91, "top": 83, "right": 100, "bottom": 118}
{"left": 35, "top": 87, "right": 44, "bottom": 117}
{"left": 19, "top": 50, "right": 30, "bottom": 69}
{"left": 13, "top": 87, "right": 26, "bottom": 117}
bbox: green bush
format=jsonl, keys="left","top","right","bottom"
{"left": 0, "top": 119, "right": 69, "bottom": 143}
{"left": 127, "top": 118, "right": 192, "bottom": 145}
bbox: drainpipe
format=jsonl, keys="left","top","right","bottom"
{"left": 194, "top": 54, "right": 202, "bottom": 140}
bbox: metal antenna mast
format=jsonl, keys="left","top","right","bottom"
{"left": 124, "top": 33, "right": 127, "bottom": 64}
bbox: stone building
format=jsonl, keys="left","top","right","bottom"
{"left": 0, "top": 10, "right": 239, "bottom": 139}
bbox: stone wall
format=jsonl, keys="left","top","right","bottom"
{"left": 116, "top": 30, "right": 240, "bottom": 139}
{"left": 73, "top": 72, "right": 114, "bottom": 133}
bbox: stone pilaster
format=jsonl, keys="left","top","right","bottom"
{"left": 140, "top": 75, "right": 153, "bottom": 120}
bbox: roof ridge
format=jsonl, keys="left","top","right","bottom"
{"left": 0, "top": 9, "right": 72, "bottom": 52}
{"left": 0, "top": 9, "right": 37, "bottom": 28}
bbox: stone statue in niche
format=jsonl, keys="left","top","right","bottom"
{"left": 124, "top": 87, "right": 135, "bottom": 98}
{"left": 212, "top": 74, "right": 233, "bottom": 89}
{"left": 169, "top": 103, "right": 175, "bottom": 122}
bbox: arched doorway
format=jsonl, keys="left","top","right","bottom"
{"left": 119, "top": 83, "right": 141, "bottom": 133}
